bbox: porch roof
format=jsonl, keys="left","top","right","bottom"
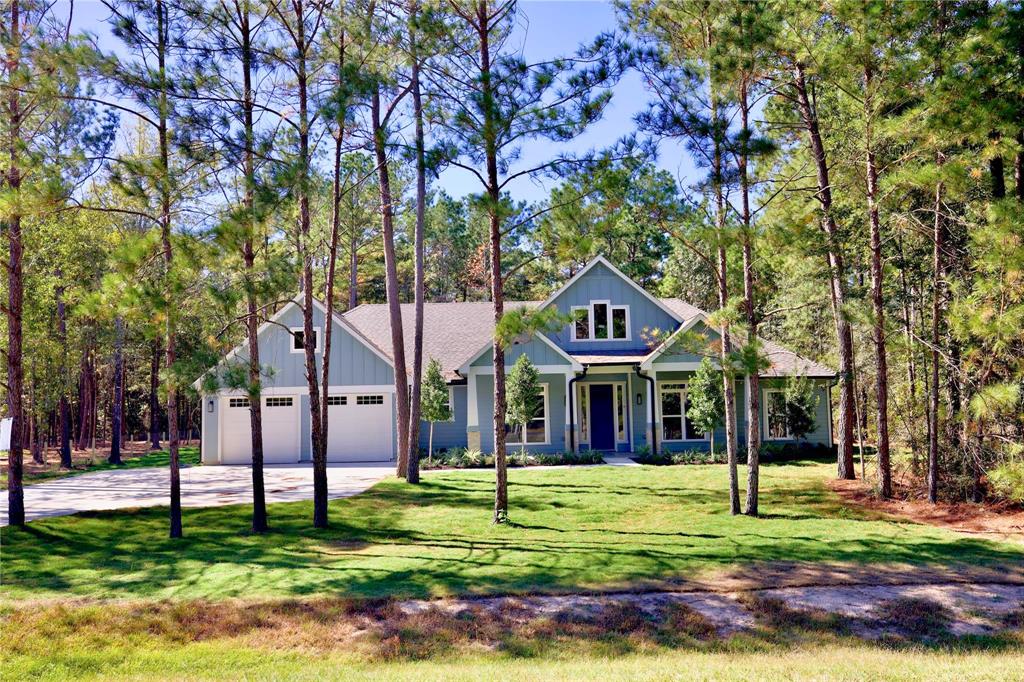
{"left": 569, "top": 351, "right": 652, "bottom": 366}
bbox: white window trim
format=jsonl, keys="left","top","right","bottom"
{"left": 657, "top": 381, "right": 710, "bottom": 443}
{"left": 578, "top": 383, "right": 590, "bottom": 442}
{"left": 445, "top": 386, "right": 456, "bottom": 423}
{"left": 610, "top": 305, "right": 631, "bottom": 341}
{"left": 507, "top": 383, "right": 550, "bottom": 445}
{"left": 576, "top": 381, "right": 629, "bottom": 445}
{"left": 569, "top": 301, "right": 630, "bottom": 342}
{"left": 289, "top": 326, "right": 321, "bottom": 354}
{"left": 570, "top": 305, "right": 593, "bottom": 342}
{"left": 762, "top": 387, "right": 794, "bottom": 440}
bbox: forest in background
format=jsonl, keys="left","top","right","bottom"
{"left": 2, "top": 0, "right": 1022, "bottom": 531}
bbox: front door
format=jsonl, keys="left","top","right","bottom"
{"left": 589, "top": 384, "right": 615, "bottom": 451}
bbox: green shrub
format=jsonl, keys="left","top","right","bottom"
{"left": 417, "top": 447, "right": 602, "bottom": 469}
{"left": 988, "top": 459, "right": 1024, "bottom": 504}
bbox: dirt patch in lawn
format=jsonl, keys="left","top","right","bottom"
{"left": 6, "top": 582, "right": 1022, "bottom": 662}
{"left": 830, "top": 477, "right": 1024, "bottom": 542}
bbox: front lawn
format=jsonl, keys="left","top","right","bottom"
{"left": 2, "top": 461, "right": 1020, "bottom": 602}
{"left": 1, "top": 446, "right": 201, "bottom": 489}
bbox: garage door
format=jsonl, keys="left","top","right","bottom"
{"left": 220, "top": 395, "right": 300, "bottom": 464}
{"left": 326, "top": 393, "right": 394, "bottom": 462}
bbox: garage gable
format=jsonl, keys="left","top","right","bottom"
{"left": 197, "top": 298, "right": 394, "bottom": 391}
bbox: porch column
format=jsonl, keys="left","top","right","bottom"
{"left": 647, "top": 369, "right": 657, "bottom": 450}
{"left": 564, "top": 372, "right": 574, "bottom": 453}
{"left": 466, "top": 369, "right": 481, "bottom": 451}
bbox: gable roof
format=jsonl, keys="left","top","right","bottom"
{"left": 342, "top": 296, "right": 834, "bottom": 380}
{"left": 191, "top": 295, "right": 394, "bottom": 390}
{"left": 538, "top": 255, "right": 685, "bottom": 323}
{"left": 343, "top": 301, "right": 537, "bottom": 381}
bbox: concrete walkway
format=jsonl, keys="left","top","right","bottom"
{"left": 0, "top": 462, "right": 392, "bottom": 526}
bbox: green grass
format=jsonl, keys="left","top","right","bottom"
{"left": 1, "top": 447, "right": 201, "bottom": 489}
{"left": 5, "top": 639, "right": 1023, "bottom": 681}
{"left": 2, "top": 461, "right": 1020, "bottom": 602}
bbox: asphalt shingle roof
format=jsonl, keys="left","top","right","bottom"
{"left": 341, "top": 297, "right": 835, "bottom": 381}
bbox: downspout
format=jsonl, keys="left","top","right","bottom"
{"left": 568, "top": 366, "right": 588, "bottom": 453}
{"left": 635, "top": 366, "right": 657, "bottom": 455}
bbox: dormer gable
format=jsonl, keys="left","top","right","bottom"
{"left": 541, "top": 256, "right": 682, "bottom": 352}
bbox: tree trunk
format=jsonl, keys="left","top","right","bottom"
{"left": 109, "top": 316, "right": 125, "bottom": 464}
{"left": 474, "top": 5, "right": 509, "bottom": 524}
{"left": 287, "top": 1, "right": 327, "bottom": 530}
{"left": 372, "top": 87, "right": 411, "bottom": 481}
{"left": 55, "top": 275, "right": 73, "bottom": 467}
{"left": 238, "top": 0, "right": 267, "bottom": 534}
{"left": 407, "top": 22, "right": 426, "bottom": 486}
{"left": 709, "top": 83, "right": 740, "bottom": 515}
{"left": 150, "top": 337, "right": 161, "bottom": 450}
{"left": 864, "top": 63, "right": 891, "bottom": 498}
{"left": 428, "top": 422, "right": 434, "bottom": 466}
{"left": 792, "top": 62, "right": 856, "bottom": 480}
{"left": 739, "top": 80, "right": 761, "bottom": 517}
{"left": 928, "top": 159, "right": 944, "bottom": 504}
{"left": 155, "top": 0, "right": 182, "bottom": 538}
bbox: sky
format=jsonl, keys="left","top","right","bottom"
{"left": 65, "top": 0, "right": 697, "bottom": 204}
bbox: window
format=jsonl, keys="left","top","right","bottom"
{"left": 265, "top": 397, "right": 293, "bottom": 407}
{"left": 229, "top": 397, "right": 250, "bottom": 408}
{"left": 571, "top": 306, "right": 591, "bottom": 341}
{"left": 578, "top": 384, "right": 589, "bottom": 441}
{"left": 570, "top": 302, "right": 630, "bottom": 341}
{"left": 659, "top": 383, "right": 706, "bottom": 441}
{"left": 508, "top": 384, "right": 549, "bottom": 444}
{"left": 290, "top": 326, "right": 320, "bottom": 354}
{"left": 763, "top": 389, "right": 791, "bottom": 439}
{"left": 444, "top": 387, "right": 456, "bottom": 422}
{"left": 327, "top": 396, "right": 347, "bottom": 406}
{"left": 611, "top": 306, "right": 628, "bottom": 340}
{"left": 615, "top": 384, "right": 627, "bottom": 442}
{"left": 593, "top": 302, "right": 609, "bottom": 339}
{"left": 357, "top": 394, "right": 384, "bottom": 406}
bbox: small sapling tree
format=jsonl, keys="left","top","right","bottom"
{"left": 687, "top": 357, "right": 725, "bottom": 457}
{"left": 505, "top": 355, "right": 542, "bottom": 461}
{"left": 420, "top": 358, "right": 451, "bottom": 465}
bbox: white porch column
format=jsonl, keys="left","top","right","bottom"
{"left": 466, "top": 369, "right": 481, "bottom": 451}
{"left": 564, "top": 372, "right": 574, "bottom": 453}
{"left": 648, "top": 369, "right": 657, "bottom": 452}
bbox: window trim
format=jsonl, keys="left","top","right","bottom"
{"left": 289, "top": 326, "right": 321, "bottom": 354}
{"left": 610, "top": 305, "right": 630, "bottom": 341}
{"left": 762, "top": 388, "right": 794, "bottom": 440}
{"left": 444, "top": 386, "right": 456, "bottom": 423}
{"left": 576, "top": 381, "right": 629, "bottom": 445}
{"left": 569, "top": 301, "right": 630, "bottom": 342}
{"left": 570, "top": 305, "right": 593, "bottom": 342}
{"left": 657, "top": 381, "right": 710, "bottom": 443}
{"left": 507, "top": 383, "right": 550, "bottom": 445}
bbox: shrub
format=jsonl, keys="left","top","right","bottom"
{"left": 417, "top": 447, "right": 602, "bottom": 469}
{"left": 988, "top": 459, "right": 1024, "bottom": 504}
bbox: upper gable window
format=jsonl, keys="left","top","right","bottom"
{"left": 290, "top": 326, "right": 320, "bottom": 354}
{"left": 570, "top": 301, "right": 629, "bottom": 341}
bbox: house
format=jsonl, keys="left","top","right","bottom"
{"left": 195, "top": 256, "right": 835, "bottom": 464}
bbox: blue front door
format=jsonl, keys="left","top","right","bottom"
{"left": 589, "top": 384, "right": 615, "bottom": 451}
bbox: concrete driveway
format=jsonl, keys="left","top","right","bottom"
{"left": 0, "top": 462, "right": 393, "bottom": 526}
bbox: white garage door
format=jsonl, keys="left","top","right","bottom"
{"left": 220, "top": 395, "right": 300, "bottom": 464}
{"left": 326, "top": 393, "right": 394, "bottom": 462}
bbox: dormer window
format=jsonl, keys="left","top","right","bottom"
{"left": 570, "top": 301, "right": 630, "bottom": 341}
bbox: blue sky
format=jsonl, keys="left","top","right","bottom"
{"left": 67, "top": 0, "right": 696, "bottom": 204}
